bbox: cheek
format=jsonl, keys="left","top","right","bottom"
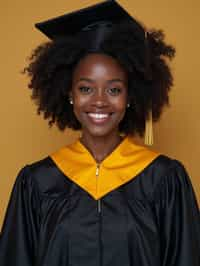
{"left": 72, "top": 95, "right": 90, "bottom": 121}
{"left": 72, "top": 90, "right": 89, "bottom": 109}
{"left": 111, "top": 96, "right": 127, "bottom": 111}
{"left": 74, "top": 98, "right": 88, "bottom": 108}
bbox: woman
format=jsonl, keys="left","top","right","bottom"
{"left": 0, "top": 1, "right": 199, "bottom": 266}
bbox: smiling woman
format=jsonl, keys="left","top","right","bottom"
{"left": 0, "top": 1, "right": 199, "bottom": 266}
{"left": 70, "top": 53, "right": 128, "bottom": 156}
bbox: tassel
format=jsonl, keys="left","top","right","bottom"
{"left": 144, "top": 31, "right": 153, "bottom": 145}
{"left": 144, "top": 109, "right": 153, "bottom": 146}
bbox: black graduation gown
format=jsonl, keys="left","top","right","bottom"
{"left": 0, "top": 137, "right": 200, "bottom": 266}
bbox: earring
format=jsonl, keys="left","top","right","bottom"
{"left": 127, "top": 103, "right": 130, "bottom": 108}
{"left": 69, "top": 98, "right": 73, "bottom": 105}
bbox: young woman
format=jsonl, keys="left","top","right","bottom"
{"left": 0, "top": 1, "right": 199, "bottom": 266}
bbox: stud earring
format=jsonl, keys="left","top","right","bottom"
{"left": 127, "top": 103, "right": 130, "bottom": 108}
{"left": 69, "top": 98, "right": 73, "bottom": 105}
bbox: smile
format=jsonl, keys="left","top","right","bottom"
{"left": 87, "top": 113, "right": 112, "bottom": 124}
{"left": 88, "top": 113, "right": 110, "bottom": 119}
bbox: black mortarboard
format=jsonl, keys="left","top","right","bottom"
{"left": 35, "top": 0, "right": 145, "bottom": 50}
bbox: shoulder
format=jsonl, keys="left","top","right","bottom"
{"left": 22, "top": 156, "right": 72, "bottom": 194}
{"left": 147, "top": 154, "right": 186, "bottom": 178}
{"left": 145, "top": 154, "right": 194, "bottom": 200}
{"left": 150, "top": 154, "right": 189, "bottom": 182}
{"left": 138, "top": 154, "right": 189, "bottom": 196}
{"left": 26, "top": 156, "right": 57, "bottom": 176}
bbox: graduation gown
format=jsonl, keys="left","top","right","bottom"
{"left": 0, "top": 135, "right": 200, "bottom": 266}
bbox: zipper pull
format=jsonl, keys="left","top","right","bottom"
{"left": 96, "top": 164, "right": 100, "bottom": 176}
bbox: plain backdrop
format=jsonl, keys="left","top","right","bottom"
{"left": 0, "top": 0, "right": 200, "bottom": 229}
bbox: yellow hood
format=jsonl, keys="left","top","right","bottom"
{"left": 50, "top": 135, "right": 161, "bottom": 200}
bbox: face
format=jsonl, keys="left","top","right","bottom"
{"left": 70, "top": 53, "right": 128, "bottom": 139}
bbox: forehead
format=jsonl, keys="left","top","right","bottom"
{"left": 73, "top": 53, "right": 127, "bottom": 79}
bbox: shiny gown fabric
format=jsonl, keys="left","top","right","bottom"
{"left": 0, "top": 155, "right": 200, "bottom": 266}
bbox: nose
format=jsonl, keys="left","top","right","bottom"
{"left": 92, "top": 89, "right": 108, "bottom": 107}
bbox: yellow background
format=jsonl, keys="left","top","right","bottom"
{"left": 0, "top": 0, "right": 200, "bottom": 229}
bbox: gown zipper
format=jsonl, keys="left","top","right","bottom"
{"left": 96, "top": 163, "right": 102, "bottom": 266}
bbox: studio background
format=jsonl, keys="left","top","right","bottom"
{"left": 0, "top": 0, "right": 199, "bottom": 229}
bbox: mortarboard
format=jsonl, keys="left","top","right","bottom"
{"left": 35, "top": 0, "right": 145, "bottom": 41}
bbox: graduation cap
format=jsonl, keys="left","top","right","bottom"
{"left": 35, "top": 0, "right": 145, "bottom": 50}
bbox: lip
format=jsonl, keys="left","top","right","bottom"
{"left": 86, "top": 112, "right": 112, "bottom": 125}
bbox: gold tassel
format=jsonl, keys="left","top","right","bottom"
{"left": 144, "top": 109, "right": 153, "bottom": 146}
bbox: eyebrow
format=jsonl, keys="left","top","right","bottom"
{"left": 78, "top": 78, "right": 126, "bottom": 84}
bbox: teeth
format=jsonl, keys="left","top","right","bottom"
{"left": 88, "top": 113, "right": 109, "bottom": 119}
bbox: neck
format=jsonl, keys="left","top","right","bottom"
{"left": 79, "top": 132, "right": 124, "bottom": 163}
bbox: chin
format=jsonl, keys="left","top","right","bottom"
{"left": 85, "top": 126, "right": 118, "bottom": 138}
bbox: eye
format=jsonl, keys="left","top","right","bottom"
{"left": 78, "top": 86, "right": 92, "bottom": 94}
{"left": 107, "top": 87, "right": 122, "bottom": 95}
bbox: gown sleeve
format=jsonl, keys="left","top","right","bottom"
{"left": 153, "top": 160, "right": 200, "bottom": 266}
{"left": 0, "top": 165, "right": 40, "bottom": 266}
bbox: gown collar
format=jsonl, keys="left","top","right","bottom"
{"left": 50, "top": 135, "right": 161, "bottom": 200}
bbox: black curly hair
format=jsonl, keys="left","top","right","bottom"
{"left": 23, "top": 20, "right": 175, "bottom": 137}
